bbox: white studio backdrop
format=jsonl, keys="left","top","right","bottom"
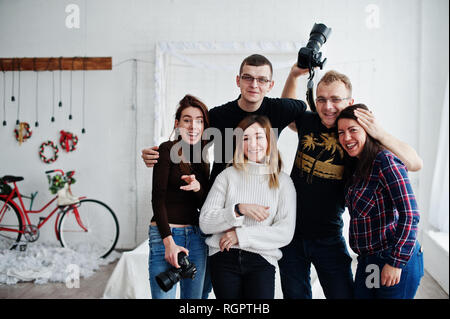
{"left": 0, "top": 0, "right": 447, "bottom": 253}
{"left": 153, "top": 41, "right": 378, "bottom": 176}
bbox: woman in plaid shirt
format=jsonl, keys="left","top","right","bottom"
{"left": 337, "top": 104, "right": 424, "bottom": 299}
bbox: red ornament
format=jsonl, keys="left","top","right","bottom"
{"left": 59, "top": 130, "right": 78, "bottom": 152}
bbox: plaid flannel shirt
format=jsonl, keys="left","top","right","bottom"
{"left": 345, "top": 150, "right": 420, "bottom": 269}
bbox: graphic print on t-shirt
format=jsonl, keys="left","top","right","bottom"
{"left": 294, "top": 132, "right": 345, "bottom": 183}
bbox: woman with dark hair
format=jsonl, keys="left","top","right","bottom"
{"left": 337, "top": 104, "right": 423, "bottom": 299}
{"left": 149, "top": 94, "right": 210, "bottom": 299}
{"left": 199, "top": 115, "right": 297, "bottom": 299}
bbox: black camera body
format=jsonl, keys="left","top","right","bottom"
{"left": 155, "top": 252, "right": 197, "bottom": 292}
{"left": 297, "top": 23, "right": 332, "bottom": 70}
{"left": 297, "top": 23, "right": 332, "bottom": 112}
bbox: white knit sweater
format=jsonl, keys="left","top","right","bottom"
{"left": 199, "top": 162, "right": 297, "bottom": 267}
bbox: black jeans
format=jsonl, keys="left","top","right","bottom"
{"left": 279, "top": 235, "right": 354, "bottom": 299}
{"left": 210, "top": 249, "right": 275, "bottom": 299}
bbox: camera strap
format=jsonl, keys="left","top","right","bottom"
{"left": 306, "top": 67, "right": 317, "bottom": 113}
{"left": 306, "top": 78, "right": 316, "bottom": 113}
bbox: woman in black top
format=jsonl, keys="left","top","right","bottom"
{"left": 149, "top": 94, "right": 210, "bottom": 299}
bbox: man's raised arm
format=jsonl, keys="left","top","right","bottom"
{"left": 282, "top": 64, "right": 310, "bottom": 132}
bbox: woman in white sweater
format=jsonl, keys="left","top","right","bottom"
{"left": 199, "top": 115, "right": 297, "bottom": 299}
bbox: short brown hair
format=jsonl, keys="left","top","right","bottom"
{"left": 317, "top": 70, "right": 352, "bottom": 97}
{"left": 239, "top": 54, "right": 273, "bottom": 78}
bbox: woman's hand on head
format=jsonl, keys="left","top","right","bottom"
{"left": 354, "top": 108, "right": 386, "bottom": 141}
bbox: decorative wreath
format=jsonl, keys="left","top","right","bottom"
{"left": 59, "top": 130, "right": 78, "bottom": 152}
{"left": 39, "top": 141, "right": 59, "bottom": 164}
{"left": 14, "top": 122, "right": 32, "bottom": 144}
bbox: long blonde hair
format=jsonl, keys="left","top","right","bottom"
{"left": 232, "top": 115, "right": 282, "bottom": 189}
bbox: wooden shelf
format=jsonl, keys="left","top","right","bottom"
{"left": 0, "top": 57, "right": 112, "bottom": 71}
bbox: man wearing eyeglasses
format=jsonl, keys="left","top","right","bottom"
{"left": 143, "top": 54, "right": 309, "bottom": 185}
{"left": 141, "top": 54, "right": 309, "bottom": 298}
{"left": 278, "top": 67, "right": 423, "bottom": 299}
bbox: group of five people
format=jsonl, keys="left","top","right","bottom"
{"left": 142, "top": 54, "right": 424, "bottom": 299}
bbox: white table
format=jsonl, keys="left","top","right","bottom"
{"left": 103, "top": 240, "right": 151, "bottom": 299}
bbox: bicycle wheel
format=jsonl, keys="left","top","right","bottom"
{"left": 58, "top": 199, "right": 119, "bottom": 258}
{"left": 0, "top": 198, "right": 23, "bottom": 244}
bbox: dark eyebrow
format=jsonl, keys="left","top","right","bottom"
{"left": 242, "top": 73, "right": 269, "bottom": 79}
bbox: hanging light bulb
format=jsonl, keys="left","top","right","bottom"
{"left": 2, "top": 66, "right": 6, "bottom": 126}
{"left": 15, "top": 58, "right": 21, "bottom": 125}
{"left": 50, "top": 58, "right": 56, "bottom": 123}
{"left": 58, "top": 57, "right": 63, "bottom": 107}
{"left": 34, "top": 58, "right": 39, "bottom": 127}
{"left": 81, "top": 57, "right": 86, "bottom": 134}
{"left": 11, "top": 58, "right": 15, "bottom": 102}
{"left": 69, "top": 58, "right": 73, "bottom": 120}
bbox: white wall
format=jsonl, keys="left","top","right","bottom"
{"left": 0, "top": 0, "right": 448, "bottom": 269}
{"left": 417, "top": 0, "right": 449, "bottom": 293}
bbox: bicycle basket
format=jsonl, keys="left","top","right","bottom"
{"left": 47, "top": 171, "right": 76, "bottom": 195}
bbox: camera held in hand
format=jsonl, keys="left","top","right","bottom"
{"left": 297, "top": 23, "right": 332, "bottom": 112}
{"left": 297, "top": 23, "right": 332, "bottom": 70}
{"left": 155, "top": 252, "right": 197, "bottom": 292}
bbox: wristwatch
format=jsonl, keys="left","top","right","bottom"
{"left": 235, "top": 204, "right": 243, "bottom": 216}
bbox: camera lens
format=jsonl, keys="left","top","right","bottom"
{"left": 307, "top": 23, "right": 332, "bottom": 51}
{"left": 155, "top": 270, "right": 181, "bottom": 292}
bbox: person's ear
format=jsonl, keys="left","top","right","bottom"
{"left": 236, "top": 75, "right": 241, "bottom": 87}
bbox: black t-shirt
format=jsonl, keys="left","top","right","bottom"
{"left": 209, "top": 95, "right": 307, "bottom": 185}
{"left": 290, "top": 111, "right": 347, "bottom": 239}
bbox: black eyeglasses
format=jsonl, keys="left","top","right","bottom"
{"left": 240, "top": 75, "right": 272, "bottom": 85}
{"left": 316, "top": 97, "right": 350, "bottom": 105}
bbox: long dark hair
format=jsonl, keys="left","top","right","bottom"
{"left": 336, "top": 104, "right": 384, "bottom": 186}
{"left": 172, "top": 94, "right": 210, "bottom": 177}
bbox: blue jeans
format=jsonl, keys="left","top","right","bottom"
{"left": 354, "top": 242, "right": 424, "bottom": 299}
{"left": 210, "top": 249, "right": 276, "bottom": 299}
{"left": 148, "top": 225, "right": 208, "bottom": 299}
{"left": 279, "top": 235, "right": 354, "bottom": 299}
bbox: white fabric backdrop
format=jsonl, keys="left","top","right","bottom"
{"left": 428, "top": 75, "right": 449, "bottom": 233}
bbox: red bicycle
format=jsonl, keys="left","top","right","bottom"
{"left": 0, "top": 169, "right": 119, "bottom": 258}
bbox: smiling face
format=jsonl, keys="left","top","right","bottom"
{"left": 337, "top": 118, "right": 367, "bottom": 158}
{"left": 316, "top": 81, "right": 353, "bottom": 129}
{"left": 175, "top": 106, "right": 204, "bottom": 145}
{"left": 236, "top": 64, "right": 274, "bottom": 108}
{"left": 243, "top": 122, "right": 268, "bottom": 163}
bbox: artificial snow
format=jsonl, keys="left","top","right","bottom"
{"left": 0, "top": 241, "right": 121, "bottom": 285}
